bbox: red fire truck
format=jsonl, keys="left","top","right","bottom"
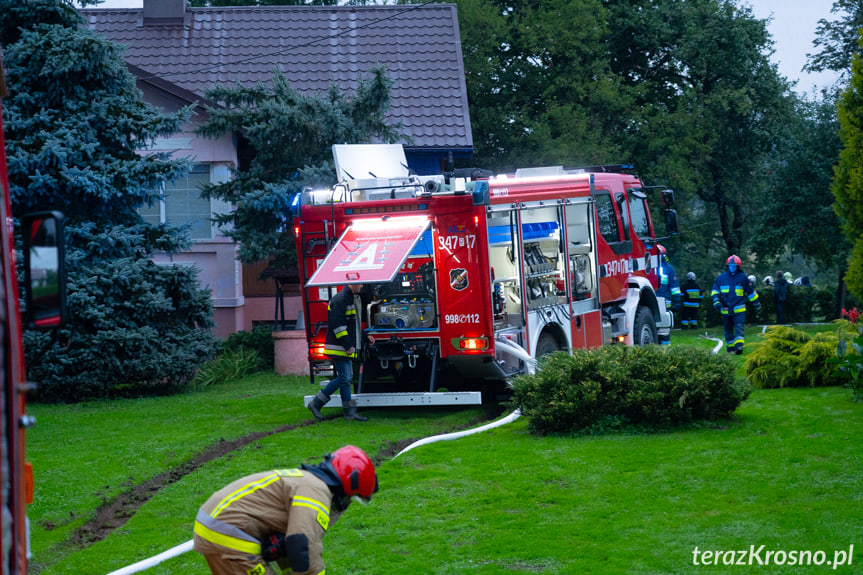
{"left": 1, "top": 50, "right": 66, "bottom": 573}
{"left": 294, "top": 144, "right": 677, "bottom": 406}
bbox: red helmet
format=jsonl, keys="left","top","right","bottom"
{"left": 726, "top": 255, "right": 741, "bottom": 267}
{"left": 330, "top": 445, "right": 378, "bottom": 501}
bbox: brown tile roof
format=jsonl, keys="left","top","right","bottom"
{"left": 83, "top": 4, "right": 472, "bottom": 151}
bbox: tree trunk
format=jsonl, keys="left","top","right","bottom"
{"left": 836, "top": 267, "right": 847, "bottom": 318}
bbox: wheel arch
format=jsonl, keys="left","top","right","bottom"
{"left": 532, "top": 322, "right": 569, "bottom": 358}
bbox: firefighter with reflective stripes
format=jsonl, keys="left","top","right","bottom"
{"left": 193, "top": 445, "right": 378, "bottom": 575}
{"left": 656, "top": 246, "right": 680, "bottom": 344}
{"left": 681, "top": 272, "right": 702, "bottom": 329}
{"left": 308, "top": 284, "right": 374, "bottom": 421}
{"left": 711, "top": 255, "right": 760, "bottom": 354}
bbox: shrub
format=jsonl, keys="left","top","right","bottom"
{"left": 510, "top": 345, "right": 749, "bottom": 435}
{"left": 24, "top": 255, "right": 219, "bottom": 402}
{"left": 192, "top": 348, "right": 262, "bottom": 389}
{"left": 745, "top": 325, "right": 840, "bottom": 389}
{"left": 223, "top": 325, "right": 275, "bottom": 371}
{"left": 830, "top": 310, "right": 863, "bottom": 401}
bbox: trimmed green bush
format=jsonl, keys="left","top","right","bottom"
{"left": 510, "top": 345, "right": 749, "bottom": 435}
{"left": 745, "top": 325, "right": 840, "bottom": 388}
{"left": 222, "top": 324, "right": 275, "bottom": 371}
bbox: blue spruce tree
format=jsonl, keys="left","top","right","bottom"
{"left": 1, "top": 0, "right": 217, "bottom": 401}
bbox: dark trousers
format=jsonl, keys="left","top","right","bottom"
{"left": 775, "top": 299, "right": 785, "bottom": 324}
{"left": 681, "top": 306, "right": 699, "bottom": 328}
{"left": 722, "top": 313, "right": 746, "bottom": 352}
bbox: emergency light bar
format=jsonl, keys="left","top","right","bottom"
{"left": 350, "top": 215, "right": 429, "bottom": 231}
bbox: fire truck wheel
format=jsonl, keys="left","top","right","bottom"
{"left": 536, "top": 332, "right": 563, "bottom": 358}
{"left": 633, "top": 305, "right": 658, "bottom": 346}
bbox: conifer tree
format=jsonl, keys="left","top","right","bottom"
{"left": 833, "top": 38, "right": 863, "bottom": 302}
{"left": 1, "top": 0, "right": 217, "bottom": 401}
{"left": 196, "top": 67, "right": 402, "bottom": 267}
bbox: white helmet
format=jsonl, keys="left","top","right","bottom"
{"left": 686, "top": 272, "right": 696, "bottom": 281}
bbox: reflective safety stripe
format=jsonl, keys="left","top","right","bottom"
{"left": 194, "top": 520, "right": 262, "bottom": 555}
{"left": 333, "top": 328, "right": 348, "bottom": 339}
{"left": 683, "top": 302, "right": 700, "bottom": 307}
{"left": 323, "top": 344, "right": 357, "bottom": 358}
{"left": 293, "top": 495, "right": 330, "bottom": 516}
{"left": 293, "top": 495, "right": 331, "bottom": 530}
{"left": 733, "top": 304, "right": 746, "bottom": 313}
{"left": 212, "top": 473, "right": 281, "bottom": 518}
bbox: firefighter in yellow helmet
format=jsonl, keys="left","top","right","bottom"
{"left": 193, "top": 445, "right": 378, "bottom": 575}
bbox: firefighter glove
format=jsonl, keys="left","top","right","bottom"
{"left": 283, "top": 533, "right": 310, "bottom": 572}
{"left": 261, "top": 533, "right": 286, "bottom": 562}
{"left": 259, "top": 533, "right": 309, "bottom": 571}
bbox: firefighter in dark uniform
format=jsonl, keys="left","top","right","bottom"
{"left": 711, "top": 255, "right": 761, "bottom": 354}
{"left": 193, "top": 445, "right": 378, "bottom": 575}
{"left": 681, "top": 272, "right": 703, "bottom": 329}
{"left": 655, "top": 246, "right": 680, "bottom": 344}
{"left": 307, "top": 284, "right": 374, "bottom": 421}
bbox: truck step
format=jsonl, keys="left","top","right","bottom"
{"left": 304, "top": 392, "right": 482, "bottom": 408}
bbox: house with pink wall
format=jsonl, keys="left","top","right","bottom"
{"left": 84, "top": 0, "right": 473, "bottom": 338}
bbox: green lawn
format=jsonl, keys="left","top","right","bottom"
{"left": 26, "top": 325, "right": 862, "bottom": 574}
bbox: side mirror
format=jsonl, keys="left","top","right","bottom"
{"left": 660, "top": 189, "right": 675, "bottom": 208}
{"left": 22, "top": 211, "right": 66, "bottom": 329}
{"left": 664, "top": 209, "right": 678, "bottom": 237}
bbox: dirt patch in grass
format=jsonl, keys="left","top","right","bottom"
{"left": 66, "top": 420, "right": 317, "bottom": 549}
{"left": 32, "top": 405, "right": 503, "bottom": 573}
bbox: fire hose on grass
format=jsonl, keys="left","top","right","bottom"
{"left": 104, "top": 338, "right": 535, "bottom": 574}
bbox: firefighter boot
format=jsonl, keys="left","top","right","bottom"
{"left": 307, "top": 390, "right": 330, "bottom": 421}
{"left": 343, "top": 399, "right": 368, "bottom": 422}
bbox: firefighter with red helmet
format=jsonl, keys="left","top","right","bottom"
{"left": 193, "top": 445, "right": 378, "bottom": 575}
{"left": 711, "top": 255, "right": 760, "bottom": 354}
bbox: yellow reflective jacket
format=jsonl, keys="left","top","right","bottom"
{"left": 194, "top": 469, "right": 331, "bottom": 575}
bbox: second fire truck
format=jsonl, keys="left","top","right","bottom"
{"left": 294, "top": 144, "right": 678, "bottom": 405}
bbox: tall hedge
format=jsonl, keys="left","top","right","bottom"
{"left": 511, "top": 345, "right": 750, "bottom": 435}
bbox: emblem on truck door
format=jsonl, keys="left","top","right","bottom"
{"left": 450, "top": 268, "right": 468, "bottom": 291}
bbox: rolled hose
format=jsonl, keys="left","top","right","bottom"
{"left": 105, "top": 338, "right": 535, "bottom": 574}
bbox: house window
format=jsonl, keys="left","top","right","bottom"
{"left": 140, "top": 164, "right": 213, "bottom": 239}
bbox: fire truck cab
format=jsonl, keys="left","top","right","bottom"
{"left": 294, "top": 145, "right": 677, "bottom": 406}
{"left": 1, "top": 50, "right": 67, "bottom": 573}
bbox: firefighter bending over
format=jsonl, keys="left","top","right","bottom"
{"left": 193, "top": 445, "right": 378, "bottom": 575}
{"left": 308, "top": 283, "right": 374, "bottom": 422}
{"left": 711, "top": 255, "right": 760, "bottom": 354}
